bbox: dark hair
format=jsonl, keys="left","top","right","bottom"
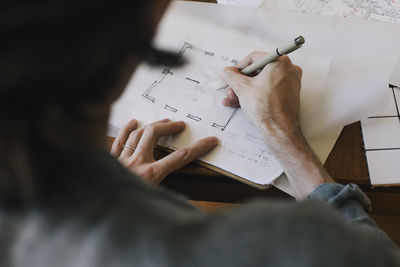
{"left": 0, "top": 1, "right": 178, "bottom": 208}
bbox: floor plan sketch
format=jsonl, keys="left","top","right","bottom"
{"left": 212, "top": 107, "right": 239, "bottom": 131}
{"left": 280, "top": 0, "right": 400, "bottom": 23}
{"left": 141, "top": 42, "right": 240, "bottom": 131}
{"left": 142, "top": 68, "right": 174, "bottom": 103}
{"left": 110, "top": 37, "right": 284, "bottom": 185}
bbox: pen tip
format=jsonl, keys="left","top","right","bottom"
{"left": 295, "top": 36, "right": 305, "bottom": 46}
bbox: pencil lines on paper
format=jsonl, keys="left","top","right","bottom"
{"left": 211, "top": 107, "right": 239, "bottom": 131}
{"left": 186, "top": 77, "right": 200, "bottom": 84}
{"left": 142, "top": 68, "right": 174, "bottom": 103}
{"left": 140, "top": 41, "right": 240, "bottom": 131}
{"left": 165, "top": 105, "right": 178, "bottom": 113}
{"left": 187, "top": 114, "right": 202, "bottom": 122}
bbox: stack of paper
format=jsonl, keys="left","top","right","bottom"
{"left": 109, "top": 1, "right": 400, "bottom": 191}
{"left": 110, "top": 9, "right": 331, "bottom": 187}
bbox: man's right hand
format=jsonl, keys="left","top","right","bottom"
{"left": 222, "top": 51, "right": 334, "bottom": 200}
{"left": 221, "top": 51, "right": 303, "bottom": 145}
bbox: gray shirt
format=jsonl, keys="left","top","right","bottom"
{"left": 0, "top": 150, "right": 399, "bottom": 267}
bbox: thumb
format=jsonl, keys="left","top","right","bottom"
{"left": 221, "top": 66, "right": 251, "bottom": 97}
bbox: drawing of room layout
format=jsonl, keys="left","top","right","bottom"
{"left": 141, "top": 42, "right": 239, "bottom": 131}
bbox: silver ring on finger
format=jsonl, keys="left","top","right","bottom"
{"left": 123, "top": 144, "right": 136, "bottom": 153}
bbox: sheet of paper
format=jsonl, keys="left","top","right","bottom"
{"left": 262, "top": 0, "right": 400, "bottom": 87}
{"left": 266, "top": 0, "right": 400, "bottom": 186}
{"left": 362, "top": 118, "right": 400, "bottom": 149}
{"left": 365, "top": 150, "right": 400, "bottom": 185}
{"left": 391, "top": 54, "right": 400, "bottom": 87}
{"left": 216, "top": 0, "right": 264, "bottom": 7}
{"left": 177, "top": 1, "right": 400, "bottom": 138}
{"left": 110, "top": 9, "right": 331, "bottom": 186}
{"left": 262, "top": 0, "right": 400, "bottom": 23}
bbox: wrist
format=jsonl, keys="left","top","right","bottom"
{"left": 259, "top": 119, "right": 334, "bottom": 200}
{"left": 259, "top": 118, "right": 302, "bottom": 150}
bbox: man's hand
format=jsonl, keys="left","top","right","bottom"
{"left": 111, "top": 118, "right": 218, "bottom": 186}
{"left": 222, "top": 51, "right": 303, "bottom": 142}
{"left": 222, "top": 51, "right": 334, "bottom": 200}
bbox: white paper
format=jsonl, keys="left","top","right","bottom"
{"left": 370, "top": 91, "right": 398, "bottom": 117}
{"left": 217, "top": 0, "right": 264, "bottom": 7}
{"left": 176, "top": 2, "right": 400, "bottom": 138}
{"left": 110, "top": 10, "right": 331, "bottom": 186}
{"left": 263, "top": 0, "right": 400, "bottom": 186}
{"left": 366, "top": 150, "right": 400, "bottom": 185}
{"left": 262, "top": 0, "right": 400, "bottom": 87}
{"left": 391, "top": 54, "right": 400, "bottom": 87}
{"left": 362, "top": 117, "right": 400, "bottom": 149}
{"left": 262, "top": 0, "right": 400, "bottom": 23}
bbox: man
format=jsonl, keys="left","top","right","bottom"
{"left": 0, "top": 0, "right": 399, "bottom": 266}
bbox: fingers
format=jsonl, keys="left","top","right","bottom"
{"left": 277, "top": 55, "right": 292, "bottom": 64}
{"left": 222, "top": 66, "right": 251, "bottom": 97}
{"left": 154, "top": 136, "right": 218, "bottom": 177}
{"left": 275, "top": 58, "right": 303, "bottom": 80}
{"left": 294, "top": 65, "right": 303, "bottom": 78}
{"left": 257, "top": 55, "right": 301, "bottom": 81}
{"left": 235, "top": 51, "right": 268, "bottom": 69}
{"left": 222, "top": 88, "right": 240, "bottom": 107}
{"left": 120, "top": 118, "right": 172, "bottom": 158}
{"left": 119, "top": 127, "right": 144, "bottom": 158}
{"left": 222, "top": 53, "right": 301, "bottom": 102}
{"left": 135, "top": 121, "right": 186, "bottom": 158}
{"left": 115, "top": 120, "right": 218, "bottom": 187}
{"left": 111, "top": 119, "right": 138, "bottom": 157}
{"left": 116, "top": 118, "right": 170, "bottom": 158}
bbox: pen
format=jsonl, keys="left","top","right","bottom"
{"left": 220, "top": 36, "right": 305, "bottom": 89}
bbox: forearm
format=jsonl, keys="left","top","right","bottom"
{"left": 261, "top": 123, "right": 334, "bottom": 200}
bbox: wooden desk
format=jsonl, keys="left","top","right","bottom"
{"left": 108, "top": 0, "right": 400, "bottom": 246}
